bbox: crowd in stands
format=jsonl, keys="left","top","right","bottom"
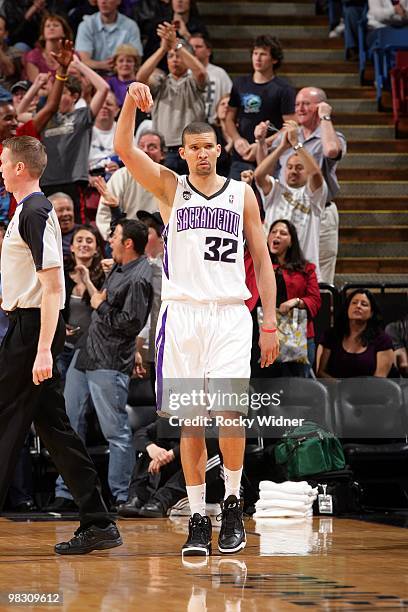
{"left": 0, "top": 0, "right": 406, "bottom": 515}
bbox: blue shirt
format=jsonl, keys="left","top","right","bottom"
{"left": 75, "top": 12, "right": 142, "bottom": 60}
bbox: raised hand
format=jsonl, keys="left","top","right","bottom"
{"left": 127, "top": 82, "right": 154, "bottom": 113}
{"left": 157, "top": 22, "right": 177, "bottom": 51}
{"left": 50, "top": 39, "right": 74, "bottom": 71}
{"left": 316, "top": 101, "right": 332, "bottom": 119}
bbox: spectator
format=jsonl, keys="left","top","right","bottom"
{"left": 11, "top": 80, "right": 32, "bottom": 112}
{"left": 86, "top": 90, "right": 120, "bottom": 220}
{"left": 1, "top": 0, "right": 47, "bottom": 50}
{"left": 75, "top": 0, "right": 142, "bottom": 74}
{"left": 367, "top": 0, "right": 408, "bottom": 31}
{"left": 136, "top": 22, "right": 207, "bottom": 173}
{"left": 250, "top": 219, "right": 321, "bottom": 378}
{"left": 317, "top": 289, "right": 394, "bottom": 379}
{"left": 386, "top": 313, "right": 408, "bottom": 377}
{"left": 107, "top": 43, "right": 141, "bottom": 108}
{"left": 14, "top": 73, "right": 49, "bottom": 124}
{"left": 48, "top": 192, "right": 79, "bottom": 268}
{"left": 343, "top": 0, "right": 368, "bottom": 60}
{"left": 51, "top": 219, "right": 153, "bottom": 510}
{"left": 118, "top": 418, "right": 185, "bottom": 518}
{"left": 66, "top": 0, "right": 98, "bottom": 36}
{"left": 88, "top": 90, "right": 119, "bottom": 176}
{"left": 143, "top": 0, "right": 209, "bottom": 71}
{"left": 0, "top": 39, "right": 74, "bottom": 222}
{"left": 40, "top": 54, "right": 110, "bottom": 223}
{"left": 58, "top": 224, "right": 106, "bottom": 381}
{"left": 254, "top": 125, "right": 327, "bottom": 280}
{"left": 268, "top": 87, "right": 347, "bottom": 284}
{"left": 0, "top": 16, "right": 22, "bottom": 89}
{"left": 94, "top": 130, "right": 164, "bottom": 240}
{"left": 135, "top": 209, "right": 164, "bottom": 391}
{"left": 189, "top": 33, "right": 232, "bottom": 124}
{"left": 24, "top": 13, "right": 73, "bottom": 81}
{"left": 211, "top": 94, "right": 233, "bottom": 178}
{"left": 225, "top": 35, "right": 296, "bottom": 180}
{"left": 133, "top": 0, "right": 172, "bottom": 40}
{"left": 328, "top": 0, "right": 345, "bottom": 37}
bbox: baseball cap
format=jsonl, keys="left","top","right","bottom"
{"left": 137, "top": 210, "right": 164, "bottom": 234}
{"left": 10, "top": 80, "right": 32, "bottom": 94}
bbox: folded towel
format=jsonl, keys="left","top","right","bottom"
{"left": 259, "top": 480, "right": 314, "bottom": 495}
{"left": 255, "top": 498, "right": 314, "bottom": 512}
{"left": 259, "top": 489, "right": 317, "bottom": 502}
{"left": 253, "top": 508, "right": 313, "bottom": 518}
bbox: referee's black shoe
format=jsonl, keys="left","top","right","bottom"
{"left": 217, "top": 496, "right": 246, "bottom": 554}
{"left": 182, "top": 513, "right": 212, "bottom": 557}
{"left": 54, "top": 523, "right": 122, "bottom": 555}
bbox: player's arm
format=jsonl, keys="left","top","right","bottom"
{"left": 243, "top": 184, "right": 279, "bottom": 367}
{"left": 114, "top": 82, "right": 176, "bottom": 215}
{"left": 34, "top": 267, "right": 63, "bottom": 385}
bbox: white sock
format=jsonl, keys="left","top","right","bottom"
{"left": 224, "top": 467, "right": 242, "bottom": 500}
{"left": 187, "top": 483, "right": 206, "bottom": 516}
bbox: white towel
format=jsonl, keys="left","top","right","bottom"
{"left": 259, "top": 489, "right": 317, "bottom": 502}
{"left": 253, "top": 508, "right": 313, "bottom": 518}
{"left": 259, "top": 480, "right": 314, "bottom": 495}
{"left": 255, "top": 498, "right": 314, "bottom": 512}
{"left": 254, "top": 517, "right": 314, "bottom": 555}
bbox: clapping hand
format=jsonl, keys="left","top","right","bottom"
{"left": 93, "top": 176, "right": 120, "bottom": 207}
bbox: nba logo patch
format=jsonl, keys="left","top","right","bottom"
{"left": 229, "top": 195, "right": 234, "bottom": 204}
{"left": 183, "top": 191, "right": 191, "bottom": 200}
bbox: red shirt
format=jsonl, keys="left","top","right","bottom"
{"left": 0, "top": 120, "right": 41, "bottom": 219}
{"left": 245, "top": 250, "right": 321, "bottom": 338}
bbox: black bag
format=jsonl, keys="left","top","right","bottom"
{"left": 307, "top": 469, "right": 363, "bottom": 516}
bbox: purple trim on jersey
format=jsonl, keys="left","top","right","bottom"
{"left": 156, "top": 305, "right": 168, "bottom": 412}
{"left": 162, "top": 225, "right": 169, "bottom": 279}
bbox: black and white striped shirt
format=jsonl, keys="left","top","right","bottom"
{"left": 1, "top": 192, "right": 65, "bottom": 311}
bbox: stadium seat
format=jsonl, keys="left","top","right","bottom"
{"left": 371, "top": 27, "right": 408, "bottom": 109}
{"left": 335, "top": 378, "right": 408, "bottom": 507}
{"left": 255, "top": 377, "right": 333, "bottom": 441}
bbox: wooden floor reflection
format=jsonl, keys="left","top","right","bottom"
{"left": 0, "top": 515, "right": 408, "bottom": 611}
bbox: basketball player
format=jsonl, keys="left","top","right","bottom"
{"left": 115, "top": 82, "right": 279, "bottom": 556}
{"left": 0, "top": 136, "right": 122, "bottom": 554}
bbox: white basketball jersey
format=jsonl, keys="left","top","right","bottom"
{"left": 161, "top": 175, "right": 251, "bottom": 303}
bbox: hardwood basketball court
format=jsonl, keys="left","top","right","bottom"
{"left": 1, "top": 515, "right": 407, "bottom": 610}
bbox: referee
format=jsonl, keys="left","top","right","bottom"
{"left": 0, "top": 136, "right": 122, "bottom": 555}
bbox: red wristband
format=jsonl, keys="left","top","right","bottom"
{"left": 261, "top": 327, "right": 277, "bottom": 333}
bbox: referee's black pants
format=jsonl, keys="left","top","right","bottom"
{"left": 0, "top": 309, "right": 111, "bottom": 528}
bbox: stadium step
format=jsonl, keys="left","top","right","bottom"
{"left": 336, "top": 197, "right": 408, "bottom": 212}
{"left": 339, "top": 181, "right": 408, "bottom": 197}
{"left": 215, "top": 49, "right": 346, "bottom": 63}
{"left": 201, "top": 0, "right": 407, "bottom": 277}
{"left": 339, "top": 153, "right": 408, "bottom": 168}
{"left": 340, "top": 212, "right": 408, "bottom": 227}
{"left": 199, "top": 2, "right": 316, "bottom": 17}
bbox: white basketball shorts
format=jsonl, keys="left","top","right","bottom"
{"left": 155, "top": 300, "right": 253, "bottom": 418}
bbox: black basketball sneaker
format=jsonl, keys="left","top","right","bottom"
{"left": 182, "top": 513, "right": 212, "bottom": 556}
{"left": 217, "top": 495, "right": 246, "bottom": 554}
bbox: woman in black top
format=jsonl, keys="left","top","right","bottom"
{"left": 58, "top": 224, "right": 105, "bottom": 381}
